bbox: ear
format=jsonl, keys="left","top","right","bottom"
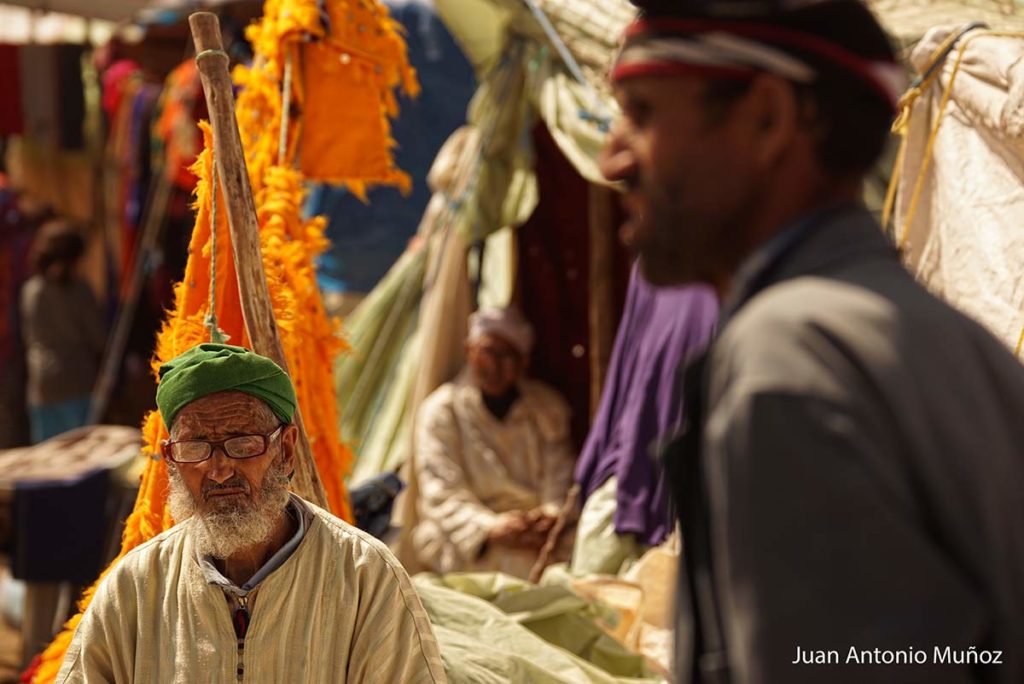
{"left": 280, "top": 424, "right": 298, "bottom": 474}
{"left": 743, "top": 73, "right": 799, "bottom": 170}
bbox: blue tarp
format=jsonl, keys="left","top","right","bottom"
{"left": 308, "top": 0, "right": 476, "bottom": 294}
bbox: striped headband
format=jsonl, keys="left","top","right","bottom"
{"left": 612, "top": 18, "right": 905, "bottom": 110}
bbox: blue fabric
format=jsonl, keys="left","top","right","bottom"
{"left": 12, "top": 466, "right": 110, "bottom": 583}
{"left": 28, "top": 395, "right": 92, "bottom": 444}
{"left": 351, "top": 471, "right": 404, "bottom": 540}
{"left": 307, "top": 0, "right": 476, "bottom": 294}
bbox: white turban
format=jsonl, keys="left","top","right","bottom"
{"left": 468, "top": 307, "right": 535, "bottom": 356}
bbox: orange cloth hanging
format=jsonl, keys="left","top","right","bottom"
{"left": 154, "top": 60, "right": 204, "bottom": 190}
{"left": 233, "top": 0, "right": 418, "bottom": 199}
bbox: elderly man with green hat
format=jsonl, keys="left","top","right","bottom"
{"left": 57, "top": 343, "right": 447, "bottom": 683}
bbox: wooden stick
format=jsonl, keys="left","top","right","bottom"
{"left": 188, "top": 11, "right": 328, "bottom": 509}
{"left": 588, "top": 184, "right": 616, "bottom": 419}
{"left": 529, "top": 484, "right": 580, "bottom": 584}
{"left": 89, "top": 158, "right": 174, "bottom": 425}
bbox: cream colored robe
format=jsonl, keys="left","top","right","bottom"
{"left": 412, "top": 376, "right": 575, "bottom": 578}
{"left": 57, "top": 498, "right": 447, "bottom": 683}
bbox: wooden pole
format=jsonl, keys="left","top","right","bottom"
{"left": 529, "top": 484, "right": 580, "bottom": 584}
{"left": 89, "top": 166, "right": 173, "bottom": 425}
{"left": 588, "top": 184, "right": 616, "bottom": 418}
{"left": 188, "top": 11, "right": 328, "bottom": 509}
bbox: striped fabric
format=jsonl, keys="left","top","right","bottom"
{"left": 612, "top": 17, "right": 906, "bottom": 109}
{"left": 56, "top": 498, "right": 448, "bottom": 683}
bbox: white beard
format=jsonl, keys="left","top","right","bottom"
{"left": 167, "top": 459, "right": 291, "bottom": 560}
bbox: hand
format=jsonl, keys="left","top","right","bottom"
{"left": 488, "top": 512, "right": 530, "bottom": 545}
{"left": 523, "top": 508, "right": 557, "bottom": 536}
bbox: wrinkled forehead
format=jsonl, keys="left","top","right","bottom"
{"left": 171, "top": 391, "right": 276, "bottom": 437}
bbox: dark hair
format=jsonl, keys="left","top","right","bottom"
{"left": 796, "top": 64, "right": 894, "bottom": 177}
{"left": 702, "top": 66, "right": 893, "bottom": 178}
{"left": 641, "top": 0, "right": 898, "bottom": 177}
{"left": 31, "top": 220, "right": 86, "bottom": 281}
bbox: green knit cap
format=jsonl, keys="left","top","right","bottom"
{"left": 156, "top": 343, "right": 297, "bottom": 428}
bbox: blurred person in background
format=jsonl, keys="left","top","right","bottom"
{"left": 412, "top": 307, "right": 576, "bottom": 578}
{"left": 19, "top": 219, "right": 104, "bottom": 443}
{"left": 0, "top": 179, "right": 48, "bottom": 448}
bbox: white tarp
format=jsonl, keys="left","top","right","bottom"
{"left": 0, "top": 0, "right": 148, "bottom": 23}
{"left": 893, "top": 25, "right": 1024, "bottom": 351}
{"left": 870, "top": 1, "right": 1024, "bottom": 44}
{"left": 0, "top": 0, "right": 236, "bottom": 35}
{"left": 0, "top": 5, "right": 116, "bottom": 43}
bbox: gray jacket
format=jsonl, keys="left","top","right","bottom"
{"left": 20, "top": 275, "right": 105, "bottom": 406}
{"left": 669, "top": 205, "right": 1024, "bottom": 684}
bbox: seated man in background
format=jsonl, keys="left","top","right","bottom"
{"left": 413, "top": 307, "right": 575, "bottom": 578}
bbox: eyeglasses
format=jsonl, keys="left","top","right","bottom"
{"left": 163, "top": 425, "right": 285, "bottom": 464}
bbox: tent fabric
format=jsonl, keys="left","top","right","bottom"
{"left": 413, "top": 572, "right": 662, "bottom": 683}
{"left": 336, "top": 0, "right": 634, "bottom": 508}
{"left": 435, "top": 0, "right": 633, "bottom": 184}
{"left": 892, "top": 26, "right": 1024, "bottom": 351}
{"left": 0, "top": 0, "right": 151, "bottom": 22}
{"left": 336, "top": 43, "right": 538, "bottom": 487}
{"left": 869, "top": 1, "right": 1024, "bottom": 44}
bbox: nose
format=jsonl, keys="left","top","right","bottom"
{"left": 598, "top": 121, "right": 637, "bottom": 184}
{"left": 203, "top": 447, "right": 237, "bottom": 484}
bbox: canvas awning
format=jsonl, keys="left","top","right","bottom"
{"left": 0, "top": 0, "right": 239, "bottom": 29}
{"left": 870, "top": 0, "right": 1024, "bottom": 44}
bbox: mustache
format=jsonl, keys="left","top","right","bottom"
{"left": 202, "top": 477, "right": 251, "bottom": 499}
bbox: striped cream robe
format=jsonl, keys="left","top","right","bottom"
{"left": 57, "top": 498, "right": 447, "bottom": 683}
{"left": 412, "top": 375, "right": 575, "bottom": 579}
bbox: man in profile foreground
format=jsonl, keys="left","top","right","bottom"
{"left": 601, "top": 1, "right": 1024, "bottom": 682}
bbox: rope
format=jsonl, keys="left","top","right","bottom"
{"left": 195, "top": 48, "right": 229, "bottom": 64}
{"left": 204, "top": 160, "right": 229, "bottom": 344}
{"left": 879, "top": 135, "right": 907, "bottom": 235}
{"left": 888, "top": 30, "right": 1024, "bottom": 251}
{"left": 194, "top": 43, "right": 230, "bottom": 344}
{"left": 519, "top": 0, "right": 611, "bottom": 131}
{"left": 883, "top": 28, "right": 1024, "bottom": 357}
{"left": 883, "top": 25, "right": 982, "bottom": 234}
{"left": 279, "top": 49, "right": 294, "bottom": 166}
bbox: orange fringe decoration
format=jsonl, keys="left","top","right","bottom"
{"left": 233, "top": 0, "right": 418, "bottom": 199}
{"left": 30, "top": 0, "right": 418, "bottom": 679}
